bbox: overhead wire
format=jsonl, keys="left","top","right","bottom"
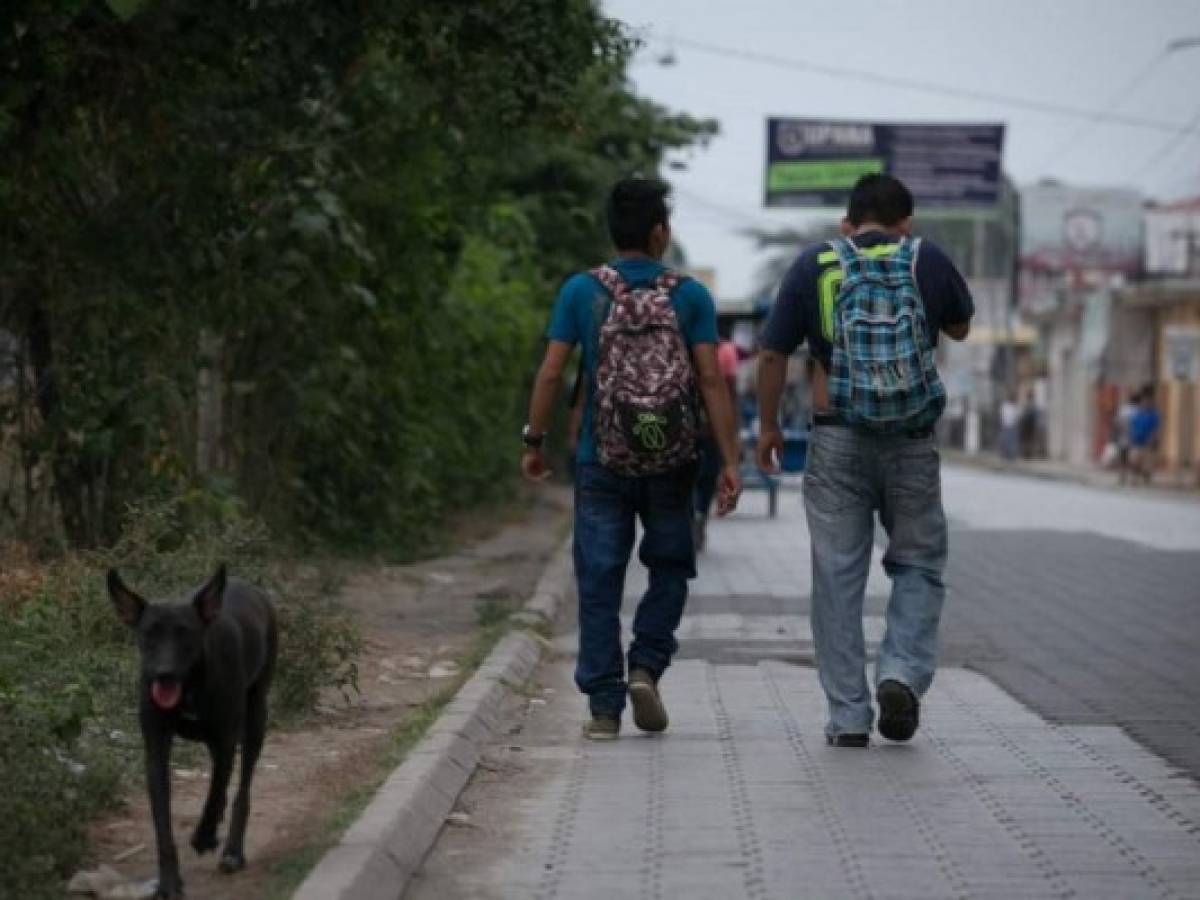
{"left": 672, "top": 187, "right": 778, "bottom": 231}
{"left": 1140, "top": 103, "right": 1200, "bottom": 183}
{"left": 646, "top": 33, "right": 1192, "bottom": 135}
{"left": 1034, "top": 50, "right": 1170, "bottom": 172}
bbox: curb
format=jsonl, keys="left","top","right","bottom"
{"left": 942, "top": 450, "right": 1102, "bottom": 487}
{"left": 291, "top": 534, "right": 574, "bottom": 900}
{"left": 943, "top": 450, "right": 1200, "bottom": 500}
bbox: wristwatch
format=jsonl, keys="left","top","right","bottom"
{"left": 521, "top": 425, "right": 545, "bottom": 450}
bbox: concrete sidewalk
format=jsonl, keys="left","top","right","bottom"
{"left": 408, "top": 482, "right": 1200, "bottom": 900}
{"left": 410, "top": 658, "right": 1200, "bottom": 899}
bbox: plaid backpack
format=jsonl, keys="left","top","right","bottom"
{"left": 827, "top": 236, "right": 945, "bottom": 432}
{"left": 591, "top": 265, "right": 699, "bottom": 475}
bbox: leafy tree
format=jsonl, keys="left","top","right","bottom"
{"left": 0, "top": 0, "right": 716, "bottom": 550}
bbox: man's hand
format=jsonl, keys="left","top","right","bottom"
{"left": 521, "top": 449, "right": 551, "bottom": 482}
{"left": 715, "top": 464, "right": 742, "bottom": 517}
{"left": 756, "top": 423, "right": 783, "bottom": 474}
{"left": 943, "top": 320, "right": 970, "bottom": 341}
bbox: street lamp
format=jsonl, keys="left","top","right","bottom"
{"left": 1166, "top": 37, "right": 1200, "bottom": 54}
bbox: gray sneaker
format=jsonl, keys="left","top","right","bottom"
{"left": 628, "top": 668, "right": 669, "bottom": 733}
{"left": 583, "top": 715, "right": 620, "bottom": 741}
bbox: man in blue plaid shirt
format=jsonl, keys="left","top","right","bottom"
{"left": 756, "top": 174, "right": 973, "bottom": 748}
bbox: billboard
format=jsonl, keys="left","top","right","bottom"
{"left": 1145, "top": 200, "right": 1200, "bottom": 275}
{"left": 765, "top": 118, "right": 1005, "bottom": 209}
{"left": 1019, "top": 183, "right": 1143, "bottom": 274}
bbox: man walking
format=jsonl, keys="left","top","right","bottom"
{"left": 1129, "top": 387, "right": 1161, "bottom": 484}
{"left": 756, "top": 173, "right": 973, "bottom": 747}
{"left": 522, "top": 178, "right": 742, "bottom": 740}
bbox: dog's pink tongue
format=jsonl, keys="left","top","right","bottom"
{"left": 151, "top": 681, "right": 182, "bottom": 710}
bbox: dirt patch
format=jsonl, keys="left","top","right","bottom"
{"left": 81, "top": 484, "right": 572, "bottom": 899}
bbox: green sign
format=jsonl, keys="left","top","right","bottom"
{"left": 767, "top": 159, "right": 884, "bottom": 193}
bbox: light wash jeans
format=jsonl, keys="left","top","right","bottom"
{"left": 803, "top": 424, "right": 948, "bottom": 739}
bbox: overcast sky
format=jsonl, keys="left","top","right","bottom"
{"left": 602, "top": 0, "right": 1200, "bottom": 299}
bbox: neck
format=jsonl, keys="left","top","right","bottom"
{"left": 852, "top": 221, "right": 904, "bottom": 237}
{"left": 617, "top": 249, "right": 659, "bottom": 261}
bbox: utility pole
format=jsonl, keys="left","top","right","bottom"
{"left": 965, "top": 216, "right": 987, "bottom": 455}
{"left": 1166, "top": 37, "right": 1200, "bottom": 54}
{"left": 1007, "top": 184, "right": 1021, "bottom": 400}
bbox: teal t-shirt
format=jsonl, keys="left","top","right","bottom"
{"left": 547, "top": 257, "right": 718, "bottom": 465}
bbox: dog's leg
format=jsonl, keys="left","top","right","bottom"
{"left": 191, "top": 737, "right": 236, "bottom": 857}
{"left": 220, "top": 684, "right": 268, "bottom": 873}
{"left": 146, "top": 729, "right": 184, "bottom": 900}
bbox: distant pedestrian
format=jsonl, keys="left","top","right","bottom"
{"left": 521, "top": 178, "right": 742, "bottom": 740}
{"left": 998, "top": 394, "right": 1020, "bottom": 461}
{"left": 757, "top": 173, "right": 973, "bottom": 747}
{"left": 692, "top": 328, "right": 741, "bottom": 551}
{"left": 1113, "top": 389, "right": 1139, "bottom": 483}
{"left": 1018, "top": 389, "right": 1039, "bottom": 459}
{"left": 1128, "top": 387, "right": 1161, "bottom": 485}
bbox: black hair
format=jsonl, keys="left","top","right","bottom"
{"left": 607, "top": 178, "right": 670, "bottom": 252}
{"left": 846, "top": 173, "right": 914, "bottom": 227}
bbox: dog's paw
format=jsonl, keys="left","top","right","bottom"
{"left": 218, "top": 850, "right": 246, "bottom": 873}
{"left": 190, "top": 827, "right": 219, "bottom": 855}
{"left": 154, "top": 882, "right": 185, "bottom": 899}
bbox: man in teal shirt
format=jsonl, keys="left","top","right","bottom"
{"left": 521, "top": 178, "right": 741, "bottom": 739}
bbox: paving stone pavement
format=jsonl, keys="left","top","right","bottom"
{"left": 406, "top": 466, "right": 1200, "bottom": 899}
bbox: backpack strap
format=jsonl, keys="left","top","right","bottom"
{"left": 829, "top": 237, "right": 865, "bottom": 278}
{"left": 655, "top": 270, "right": 682, "bottom": 292}
{"left": 892, "top": 235, "right": 919, "bottom": 272}
{"left": 592, "top": 266, "right": 684, "bottom": 303}
{"left": 906, "top": 236, "right": 922, "bottom": 283}
{"left": 591, "top": 265, "right": 628, "bottom": 300}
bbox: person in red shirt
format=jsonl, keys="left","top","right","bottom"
{"left": 692, "top": 326, "right": 741, "bottom": 550}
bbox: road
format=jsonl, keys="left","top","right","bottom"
{"left": 406, "top": 465, "right": 1200, "bottom": 899}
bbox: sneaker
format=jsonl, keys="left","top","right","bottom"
{"left": 583, "top": 715, "right": 620, "bottom": 741}
{"left": 877, "top": 679, "right": 919, "bottom": 742}
{"left": 826, "top": 733, "right": 870, "bottom": 748}
{"left": 628, "top": 668, "right": 669, "bottom": 733}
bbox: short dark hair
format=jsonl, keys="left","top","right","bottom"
{"left": 846, "top": 173, "right": 914, "bottom": 227}
{"left": 607, "top": 178, "right": 670, "bottom": 252}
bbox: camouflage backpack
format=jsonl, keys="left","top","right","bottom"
{"left": 591, "top": 265, "right": 699, "bottom": 476}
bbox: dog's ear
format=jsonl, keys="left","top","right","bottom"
{"left": 107, "top": 569, "right": 146, "bottom": 627}
{"left": 193, "top": 563, "right": 227, "bottom": 625}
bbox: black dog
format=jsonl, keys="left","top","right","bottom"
{"left": 108, "top": 564, "right": 277, "bottom": 900}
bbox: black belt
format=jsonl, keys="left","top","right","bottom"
{"left": 811, "top": 413, "right": 933, "bottom": 439}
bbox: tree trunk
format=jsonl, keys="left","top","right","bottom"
{"left": 25, "top": 297, "right": 93, "bottom": 546}
{"left": 196, "top": 330, "right": 224, "bottom": 476}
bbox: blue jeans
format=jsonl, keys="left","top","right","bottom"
{"left": 803, "top": 424, "right": 948, "bottom": 738}
{"left": 574, "top": 462, "right": 696, "bottom": 717}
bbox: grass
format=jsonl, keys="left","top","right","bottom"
{"left": 263, "top": 697, "right": 451, "bottom": 899}
{"left": 262, "top": 597, "right": 524, "bottom": 899}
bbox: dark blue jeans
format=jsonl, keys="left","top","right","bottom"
{"left": 574, "top": 461, "right": 697, "bottom": 717}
